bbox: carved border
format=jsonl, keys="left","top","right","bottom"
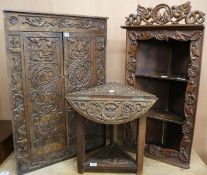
{"left": 6, "top": 12, "right": 106, "bottom": 32}
{"left": 125, "top": 29, "right": 203, "bottom": 166}
{"left": 96, "top": 37, "right": 106, "bottom": 85}
{"left": 125, "top": 2, "right": 205, "bottom": 26}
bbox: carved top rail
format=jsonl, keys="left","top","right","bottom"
{"left": 125, "top": 1, "right": 205, "bottom": 26}
{"left": 4, "top": 10, "right": 108, "bottom": 32}
{"left": 66, "top": 82, "right": 157, "bottom": 124}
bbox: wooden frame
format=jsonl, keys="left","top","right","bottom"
{"left": 122, "top": 2, "right": 205, "bottom": 168}
{"left": 122, "top": 24, "right": 204, "bottom": 169}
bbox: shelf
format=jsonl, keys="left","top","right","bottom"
{"left": 84, "top": 143, "right": 136, "bottom": 172}
{"left": 135, "top": 73, "right": 188, "bottom": 83}
{"left": 146, "top": 110, "right": 184, "bottom": 125}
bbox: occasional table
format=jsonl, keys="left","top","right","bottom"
{"left": 66, "top": 82, "right": 157, "bottom": 175}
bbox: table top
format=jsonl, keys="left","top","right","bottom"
{"left": 66, "top": 82, "right": 157, "bottom": 124}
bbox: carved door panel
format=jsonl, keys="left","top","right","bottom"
{"left": 63, "top": 32, "right": 106, "bottom": 152}
{"left": 23, "top": 32, "right": 66, "bottom": 163}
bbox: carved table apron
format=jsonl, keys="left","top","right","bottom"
{"left": 66, "top": 82, "right": 157, "bottom": 175}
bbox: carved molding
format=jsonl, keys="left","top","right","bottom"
{"left": 70, "top": 100, "right": 153, "bottom": 124}
{"left": 126, "top": 29, "right": 202, "bottom": 165}
{"left": 125, "top": 1, "right": 205, "bottom": 26}
{"left": 66, "top": 82, "right": 157, "bottom": 124}
{"left": 7, "top": 13, "right": 106, "bottom": 31}
{"left": 96, "top": 37, "right": 105, "bottom": 85}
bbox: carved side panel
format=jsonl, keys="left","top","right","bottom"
{"left": 6, "top": 32, "right": 30, "bottom": 173}
{"left": 124, "top": 29, "right": 203, "bottom": 168}
{"left": 23, "top": 33, "right": 66, "bottom": 156}
{"left": 96, "top": 37, "right": 106, "bottom": 85}
{"left": 64, "top": 33, "right": 105, "bottom": 153}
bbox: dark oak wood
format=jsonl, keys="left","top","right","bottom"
{"left": 76, "top": 114, "right": 85, "bottom": 173}
{"left": 4, "top": 11, "right": 107, "bottom": 175}
{"left": 122, "top": 2, "right": 205, "bottom": 169}
{"left": 66, "top": 82, "right": 157, "bottom": 175}
{"left": 136, "top": 116, "right": 146, "bottom": 175}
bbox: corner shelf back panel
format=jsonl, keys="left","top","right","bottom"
{"left": 136, "top": 40, "right": 190, "bottom": 79}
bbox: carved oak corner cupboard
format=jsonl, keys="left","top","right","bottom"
{"left": 122, "top": 2, "right": 205, "bottom": 169}
{"left": 4, "top": 11, "right": 107, "bottom": 175}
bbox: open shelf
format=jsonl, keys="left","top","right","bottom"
{"left": 133, "top": 39, "right": 190, "bottom": 152}
{"left": 135, "top": 77, "right": 187, "bottom": 122}
{"left": 146, "top": 118, "right": 183, "bottom": 150}
{"left": 136, "top": 39, "right": 190, "bottom": 80}
{"left": 135, "top": 73, "right": 188, "bottom": 83}
{"left": 84, "top": 143, "right": 136, "bottom": 172}
{"left": 147, "top": 110, "right": 184, "bottom": 125}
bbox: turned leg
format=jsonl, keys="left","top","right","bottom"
{"left": 76, "top": 113, "right": 85, "bottom": 173}
{"left": 136, "top": 116, "right": 147, "bottom": 175}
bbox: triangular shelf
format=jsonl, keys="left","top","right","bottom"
{"left": 84, "top": 143, "right": 137, "bottom": 172}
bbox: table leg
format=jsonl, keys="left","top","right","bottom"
{"left": 136, "top": 116, "right": 146, "bottom": 175}
{"left": 110, "top": 125, "right": 113, "bottom": 145}
{"left": 76, "top": 113, "right": 85, "bottom": 173}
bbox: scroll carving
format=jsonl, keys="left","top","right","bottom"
{"left": 71, "top": 100, "right": 151, "bottom": 124}
{"left": 67, "top": 83, "right": 156, "bottom": 124}
{"left": 125, "top": 2, "right": 205, "bottom": 26}
{"left": 64, "top": 36, "right": 93, "bottom": 93}
{"left": 96, "top": 37, "right": 105, "bottom": 85}
{"left": 126, "top": 29, "right": 202, "bottom": 166}
{"left": 10, "top": 52, "right": 29, "bottom": 160}
{"left": 8, "top": 14, "right": 105, "bottom": 31}
{"left": 23, "top": 34, "right": 66, "bottom": 158}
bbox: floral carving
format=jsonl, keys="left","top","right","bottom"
{"left": 16, "top": 15, "right": 105, "bottom": 30}
{"left": 96, "top": 37, "right": 105, "bottom": 85}
{"left": 66, "top": 82, "right": 156, "bottom": 124}
{"left": 182, "top": 122, "right": 193, "bottom": 134}
{"left": 125, "top": 2, "right": 205, "bottom": 26}
{"left": 9, "top": 35, "right": 20, "bottom": 49}
{"left": 156, "top": 31, "right": 168, "bottom": 41}
{"left": 187, "top": 65, "right": 199, "bottom": 77}
{"left": 10, "top": 53, "right": 29, "bottom": 159}
{"left": 64, "top": 37, "right": 93, "bottom": 93}
{"left": 9, "top": 16, "right": 18, "bottom": 25}
{"left": 25, "top": 36, "right": 62, "bottom": 117}
{"left": 126, "top": 28, "right": 203, "bottom": 167}
{"left": 121, "top": 103, "right": 135, "bottom": 117}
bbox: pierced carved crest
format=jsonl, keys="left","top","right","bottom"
{"left": 125, "top": 1, "right": 205, "bottom": 26}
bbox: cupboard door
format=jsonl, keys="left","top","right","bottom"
{"left": 20, "top": 32, "right": 68, "bottom": 173}
{"left": 63, "top": 32, "right": 106, "bottom": 152}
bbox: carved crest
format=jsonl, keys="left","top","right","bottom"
{"left": 125, "top": 1, "right": 205, "bottom": 26}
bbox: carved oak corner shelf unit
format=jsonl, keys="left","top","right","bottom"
{"left": 4, "top": 11, "right": 107, "bottom": 175}
{"left": 122, "top": 2, "right": 205, "bottom": 168}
